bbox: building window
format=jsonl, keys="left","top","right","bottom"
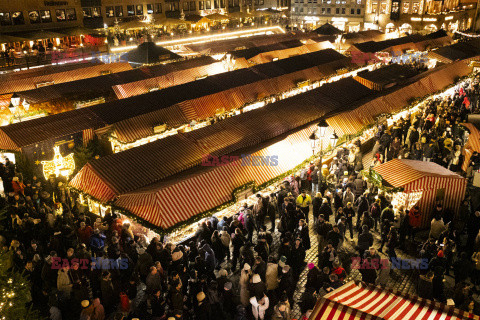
{"left": 115, "top": 6, "right": 123, "bottom": 17}
{"left": 106, "top": 6, "right": 114, "bottom": 17}
{"left": 357, "top": 8, "right": 361, "bottom": 14}
{"left": 221, "top": 0, "right": 226, "bottom": 7}
{"left": 136, "top": 5, "right": 143, "bottom": 15}
{"left": 341, "top": 7, "right": 345, "bottom": 13}
{"left": 189, "top": 1, "right": 196, "bottom": 10}
{"left": 357, "top": 0, "right": 361, "bottom": 3}
{"left": 299, "top": 7, "right": 303, "bottom": 12}
{"left": 66, "top": 8, "right": 76, "bottom": 20}
{"left": 214, "top": 0, "right": 219, "bottom": 8}
{"left": 380, "top": 2, "right": 386, "bottom": 13}
{"left": 206, "top": 1, "right": 211, "bottom": 9}
{"left": 336, "top": 7, "right": 340, "bottom": 13}
{"left": 127, "top": 5, "right": 135, "bottom": 16}
{"left": 155, "top": 3, "right": 162, "bottom": 13}
{"left": 147, "top": 4, "right": 154, "bottom": 13}
{"left": 29, "top": 11, "right": 41, "bottom": 24}
{"left": 321, "top": 7, "right": 326, "bottom": 13}
{"left": 92, "top": 7, "right": 101, "bottom": 17}
{"left": 327, "top": 7, "right": 331, "bottom": 13}
{"left": 412, "top": 2, "right": 419, "bottom": 13}
{"left": 41, "top": 10, "right": 52, "bottom": 23}
{"left": 56, "top": 9, "right": 67, "bottom": 21}
{"left": 0, "top": 12, "right": 11, "bottom": 26}
{"left": 371, "top": 2, "right": 377, "bottom": 13}
{"left": 199, "top": 1, "right": 204, "bottom": 9}
{"left": 350, "top": 8, "right": 354, "bottom": 14}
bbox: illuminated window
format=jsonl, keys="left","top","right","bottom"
{"left": 56, "top": 9, "right": 66, "bottom": 21}
{"left": 206, "top": 0, "right": 211, "bottom": 9}
{"left": 380, "top": 2, "right": 387, "bottom": 13}
{"left": 371, "top": 2, "right": 377, "bottom": 13}
{"left": 402, "top": 2, "right": 409, "bottom": 13}
{"left": 342, "top": 7, "right": 346, "bottom": 13}
{"left": 29, "top": 11, "right": 40, "bottom": 24}
{"left": 136, "top": 4, "right": 143, "bottom": 15}
{"left": 127, "top": 5, "right": 135, "bottom": 16}
{"left": 41, "top": 10, "right": 52, "bottom": 23}
{"left": 92, "top": 7, "right": 101, "bottom": 17}
{"left": 106, "top": 6, "right": 114, "bottom": 17}
{"left": 155, "top": 3, "right": 162, "bottom": 13}
{"left": 412, "top": 2, "right": 419, "bottom": 13}
{"left": 12, "top": 11, "right": 25, "bottom": 25}
{"left": 0, "top": 12, "right": 11, "bottom": 26}
{"left": 115, "top": 6, "right": 123, "bottom": 17}
{"left": 147, "top": 4, "right": 154, "bottom": 13}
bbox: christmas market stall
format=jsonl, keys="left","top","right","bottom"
{"left": 370, "top": 159, "right": 467, "bottom": 227}
{"left": 309, "top": 281, "right": 479, "bottom": 320}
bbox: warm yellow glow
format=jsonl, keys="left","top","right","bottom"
{"left": 41, "top": 146, "right": 75, "bottom": 179}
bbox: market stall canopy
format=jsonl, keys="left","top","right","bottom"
{"left": 120, "top": 42, "right": 181, "bottom": 65}
{"left": 62, "top": 26, "right": 100, "bottom": 36}
{"left": 205, "top": 13, "right": 229, "bottom": 21}
{"left": 21, "top": 30, "right": 67, "bottom": 40}
{"left": 227, "top": 11, "right": 252, "bottom": 19}
{"left": 427, "top": 38, "right": 480, "bottom": 63}
{"left": 118, "top": 20, "right": 151, "bottom": 30}
{"left": 310, "top": 281, "right": 479, "bottom": 320}
{"left": 155, "top": 17, "right": 192, "bottom": 26}
{"left": 0, "top": 34, "right": 28, "bottom": 44}
{"left": 314, "top": 23, "right": 342, "bottom": 35}
{"left": 184, "top": 14, "right": 204, "bottom": 23}
{"left": 250, "top": 10, "right": 272, "bottom": 17}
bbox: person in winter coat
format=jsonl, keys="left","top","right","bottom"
{"left": 318, "top": 198, "right": 333, "bottom": 223}
{"left": 195, "top": 291, "right": 212, "bottom": 320}
{"left": 370, "top": 199, "right": 381, "bottom": 231}
{"left": 249, "top": 273, "right": 267, "bottom": 300}
{"left": 294, "top": 219, "right": 310, "bottom": 250}
{"left": 231, "top": 228, "right": 245, "bottom": 271}
{"left": 265, "top": 258, "right": 279, "bottom": 291}
{"left": 312, "top": 193, "right": 323, "bottom": 222}
{"left": 429, "top": 217, "right": 446, "bottom": 240}
{"left": 278, "top": 265, "right": 295, "bottom": 303}
{"left": 357, "top": 225, "right": 374, "bottom": 258}
{"left": 291, "top": 238, "right": 306, "bottom": 279}
{"left": 376, "top": 258, "right": 390, "bottom": 287}
{"left": 354, "top": 193, "right": 370, "bottom": 231}
{"left": 57, "top": 266, "right": 73, "bottom": 300}
{"left": 239, "top": 264, "right": 252, "bottom": 306}
{"left": 271, "top": 301, "right": 291, "bottom": 320}
{"left": 220, "top": 228, "right": 231, "bottom": 261}
{"left": 408, "top": 205, "right": 421, "bottom": 240}
{"left": 250, "top": 295, "right": 269, "bottom": 320}
{"left": 407, "top": 126, "right": 419, "bottom": 151}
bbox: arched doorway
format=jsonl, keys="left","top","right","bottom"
{"left": 386, "top": 22, "right": 395, "bottom": 33}
{"left": 424, "top": 24, "right": 437, "bottom": 32}
{"left": 400, "top": 23, "right": 412, "bottom": 34}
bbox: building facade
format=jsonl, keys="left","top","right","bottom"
{"left": 290, "top": 0, "right": 365, "bottom": 31}
{"left": 363, "top": 0, "right": 476, "bottom": 33}
{"left": 0, "top": 0, "right": 278, "bottom": 33}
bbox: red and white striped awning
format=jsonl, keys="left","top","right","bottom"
{"left": 311, "top": 281, "right": 479, "bottom": 320}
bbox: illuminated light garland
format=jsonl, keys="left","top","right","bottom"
{"left": 454, "top": 30, "right": 480, "bottom": 38}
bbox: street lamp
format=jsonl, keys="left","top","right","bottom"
{"left": 330, "top": 131, "right": 339, "bottom": 148}
{"left": 10, "top": 93, "right": 20, "bottom": 108}
{"left": 309, "top": 131, "right": 318, "bottom": 155}
{"left": 22, "top": 100, "right": 30, "bottom": 112}
{"left": 318, "top": 119, "right": 328, "bottom": 138}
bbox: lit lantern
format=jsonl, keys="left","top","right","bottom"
{"left": 330, "top": 131, "right": 339, "bottom": 147}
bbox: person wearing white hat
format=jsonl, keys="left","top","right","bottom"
{"left": 250, "top": 294, "right": 269, "bottom": 320}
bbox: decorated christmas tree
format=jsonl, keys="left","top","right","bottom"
{"left": 0, "top": 207, "right": 43, "bottom": 320}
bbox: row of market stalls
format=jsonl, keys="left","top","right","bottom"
{"left": 67, "top": 60, "right": 472, "bottom": 233}
{"left": 0, "top": 49, "right": 353, "bottom": 169}
{"left": 427, "top": 38, "right": 480, "bottom": 63}
{"left": 310, "top": 281, "right": 479, "bottom": 320}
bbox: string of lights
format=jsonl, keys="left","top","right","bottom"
{"left": 454, "top": 30, "right": 480, "bottom": 38}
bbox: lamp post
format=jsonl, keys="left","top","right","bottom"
{"left": 330, "top": 131, "right": 339, "bottom": 148}
{"left": 310, "top": 119, "right": 329, "bottom": 161}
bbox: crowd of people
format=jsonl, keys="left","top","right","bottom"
{"left": 1, "top": 75, "right": 480, "bottom": 320}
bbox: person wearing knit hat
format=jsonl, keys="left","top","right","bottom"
{"left": 224, "top": 282, "right": 233, "bottom": 290}
{"left": 308, "top": 263, "right": 315, "bottom": 270}
{"left": 252, "top": 274, "right": 261, "bottom": 284}
{"left": 243, "top": 263, "right": 251, "bottom": 271}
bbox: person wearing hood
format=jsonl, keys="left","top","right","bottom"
{"left": 222, "top": 282, "right": 239, "bottom": 320}
{"left": 201, "top": 243, "right": 216, "bottom": 278}
{"left": 250, "top": 294, "right": 269, "bottom": 320}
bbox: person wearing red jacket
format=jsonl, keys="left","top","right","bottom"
{"left": 408, "top": 205, "right": 421, "bottom": 241}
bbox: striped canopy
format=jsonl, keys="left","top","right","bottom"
{"left": 461, "top": 123, "right": 480, "bottom": 171}
{"left": 310, "top": 281, "right": 479, "bottom": 320}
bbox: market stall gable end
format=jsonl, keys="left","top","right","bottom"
{"left": 373, "top": 159, "right": 467, "bottom": 227}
